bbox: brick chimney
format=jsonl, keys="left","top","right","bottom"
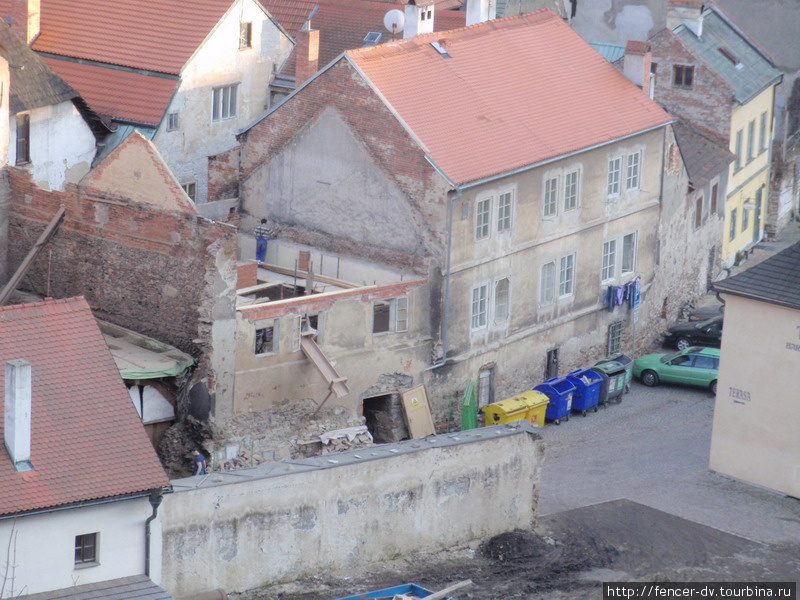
{"left": 294, "top": 21, "right": 320, "bottom": 89}
{"left": 404, "top": 0, "right": 434, "bottom": 39}
{"left": 466, "top": 0, "right": 496, "bottom": 26}
{"left": 7, "top": 0, "right": 40, "bottom": 45}
{"left": 667, "top": 0, "right": 704, "bottom": 37}
{"left": 4, "top": 359, "right": 32, "bottom": 470}
{"left": 623, "top": 40, "right": 653, "bottom": 98}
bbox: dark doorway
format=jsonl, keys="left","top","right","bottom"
{"left": 545, "top": 348, "right": 559, "bottom": 379}
{"left": 362, "top": 394, "right": 408, "bottom": 443}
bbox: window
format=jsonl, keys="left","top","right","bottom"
{"left": 607, "top": 157, "right": 621, "bottom": 196}
{"left": 254, "top": 324, "right": 276, "bottom": 354}
{"left": 373, "top": 297, "right": 408, "bottom": 334}
{"left": 545, "top": 348, "right": 559, "bottom": 379}
{"left": 478, "top": 365, "right": 495, "bottom": 408}
{"left": 695, "top": 196, "right": 703, "bottom": 229}
{"left": 742, "top": 205, "right": 749, "bottom": 232}
{"left": 602, "top": 240, "right": 616, "bottom": 281}
{"left": 75, "top": 533, "right": 98, "bottom": 566}
{"left": 364, "top": 32, "right": 382, "bottom": 43}
{"left": 239, "top": 22, "right": 252, "bottom": 48}
{"left": 494, "top": 278, "right": 510, "bottom": 322}
{"left": 607, "top": 322, "right": 622, "bottom": 355}
{"left": 621, "top": 233, "right": 636, "bottom": 273}
{"left": 626, "top": 151, "right": 641, "bottom": 190}
{"left": 747, "top": 120, "right": 755, "bottom": 163}
{"left": 564, "top": 170, "right": 579, "bottom": 211}
{"left": 167, "top": 112, "right": 179, "bottom": 131}
{"left": 16, "top": 113, "right": 29, "bottom": 165}
{"left": 497, "top": 191, "right": 512, "bottom": 232}
{"left": 471, "top": 284, "right": 488, "bottom": 329}
{"left": 212, "top": 84, "right": 238, "bottom": 121}
{"left": 181, "top": 182, "right": 197, "bottom": 201}
{"left": 672, "top": 64, "right": 694, "bottom": 88}
{"left": 475, "top": 197, "right": 491, "bottom": 240}
{"left": 543, "top": 177, "right": 558, "bottom": 216}
{"left": 729, "top": 208, "right": 737, "bottom": 241}
{"left": 734, "top": 129, "right": 743, "bottom": 170}
{"left": 693, "top": 354, "right": 717, "bottom": 370}
{"left": 759, "top": 111, "right": 768, "bottom": 153}
{"left": 559, "top": 253, "right": 575, "bottom": 297}
{"left": 293, "top": 312, "right": 324, "bottom": 351}
{"left": 540, "top": 262, "right": 555, "bottom": 306}
{"left": 710, "top": 183, "right": 718, "bottom": 215}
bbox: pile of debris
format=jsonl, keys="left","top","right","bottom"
{"left": 319, "top": 425, "right": 373, "bottom": 454}
{"left": 220, "top": 448, "right": 264, "bottom": 471}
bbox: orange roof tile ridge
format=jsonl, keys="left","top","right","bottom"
{"left": 0, "top": 295, "right": 88, "bottom": 317}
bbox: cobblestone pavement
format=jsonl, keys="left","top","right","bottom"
{"left": 537, "top": 380, "right": 800, "bottom": 545}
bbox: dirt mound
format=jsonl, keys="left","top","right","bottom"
{"left": 479, "top": 530, "right": 555, "bottom": 562}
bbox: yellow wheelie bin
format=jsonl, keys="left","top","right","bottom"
{"left": 482, "top": 391, "right": 549, "bottom": 427}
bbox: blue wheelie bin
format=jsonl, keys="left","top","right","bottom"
{"left": 566, "top": 368, "right": 603, "bottom": 416}
{"left": 534, "top": 377, "right": 576, "bottom": 425}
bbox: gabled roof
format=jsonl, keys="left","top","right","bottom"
{"left": 714, "top": 241, "right": 800, "bottom": 311}
{"left": 0, "top": 21, "right": 77, "bottom": 113}
{"left": 345, "top": 9, "right": 672, "bottom": 186}
{"left": 0, "top": 297, "right": 170, "bottom": 517}
{"left": 18, "top": 575, "right": 175, "bottom": 600}
{"left": 673, "top": 6, "right": 782, "bottom": 104}
{"left": 672, "top": 120, "right": 735, "bottom": 187}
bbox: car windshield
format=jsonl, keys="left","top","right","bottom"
{"left": 660, "top": 351, "right": 683, "bottom": 363}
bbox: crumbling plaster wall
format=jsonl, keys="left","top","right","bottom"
{"left": 160, "top": 425, "right": 544, "bottom": 597}
{"left": 153, "top": 0, "right": 293, "bottom": 204}
{"left": 5, "top": 168, "right": 239, "bottom": 414}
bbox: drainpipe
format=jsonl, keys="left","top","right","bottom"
{"left": 421, "top": 187, "right": 460, "bottom": 384}
{"left": 144, "top": 488, "right": 164, "bottom": 578}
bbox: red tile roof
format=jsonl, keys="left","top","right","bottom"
{"left": 347, "top": 9, "right": 673, "bottom": 185}
{"left": 41, "top": 57, "right": 178, "bottom": 126}
{"left": 0, "top": 297, "right": 170, "bottom": 517}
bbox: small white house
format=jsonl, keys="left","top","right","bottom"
{"left": 0, "top": 297, "right": 171, "bottom": 597}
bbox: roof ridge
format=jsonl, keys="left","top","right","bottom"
{"left": 0, "top": 295, "right": 88, "bottom": 316}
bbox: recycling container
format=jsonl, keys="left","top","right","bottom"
{"left": 519, "top": 390, "right": 549, "bottom": 427}
{"left": 481, "top": 396, "right": 530, "bottom": 425}
{"left": 566, "top": 368, "right": 603, "bottom": 416}
{"left": 592, "top": 359, "right": 627, "bottom": 404}
{"left": 533, "top": 377, "right": 576, "bottom": 425}
{"left": 596, "top": 353, "right": 634, "bottom": 393}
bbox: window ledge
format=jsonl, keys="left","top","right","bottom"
{"left": 74, "top": 561, "right": 100, "bottom": 570}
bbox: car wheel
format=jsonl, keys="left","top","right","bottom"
{"left": 676, "top": 337, "right": 692, "bottom": 351}
{"left": 641, "top": 370, "right": 660, "bottom": 387}
{"left": 711, "top": 380, "right": 717, "bottom": 395}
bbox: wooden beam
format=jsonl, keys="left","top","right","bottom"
{"left": 0, "top": 205, "right": 66, "bottom": 306}
{"left": 262, "top": 263, "right": 360, "bottom": 289}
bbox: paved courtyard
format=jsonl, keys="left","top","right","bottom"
{"left": 537, "top": 380, "right": 800, "bottom": 545}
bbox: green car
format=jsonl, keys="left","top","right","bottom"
{"left": 633, "top": 346, "right": 720, "bottom": 394}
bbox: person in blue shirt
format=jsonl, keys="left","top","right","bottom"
{"left": 254, "top": 218, "right": 274, "bottom": 266}
{"left": 191, "top": 449, "right": 207, "bottom": 476}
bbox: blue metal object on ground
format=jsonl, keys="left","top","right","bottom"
{"left": 534, "top": 376, "right": 576, "bottom": 425}
{"left": 566, "top": 368, "right": 603, "bottom": 415}
{"left": 332, "top": 583, "right": 457, "bottom": 599}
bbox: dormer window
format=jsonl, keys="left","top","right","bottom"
{"left": 672, "top": 64, "right": 694, "bottom": 88}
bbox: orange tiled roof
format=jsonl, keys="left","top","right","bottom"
{"left": 42, "top": 57, "right": 178, "bottom": 126}
{"left": 347, "top": 9, "right": 673, "bottom": 185}
{"left": 0, "top": 0, "right": 237, "bottom": 74}
{"left": 0, "top": 297, "right": 170, "bottom": 517}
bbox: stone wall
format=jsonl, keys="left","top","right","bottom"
{"left": 159, "top": 423, "right": 544, "bottom": 597}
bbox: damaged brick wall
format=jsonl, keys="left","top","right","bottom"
{"left": 207, "top": 145, "right": 240, "bottom": 203}
{"left": 5, "top": 167, "right": 238, "bottom": 396}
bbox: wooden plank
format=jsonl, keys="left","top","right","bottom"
{"left": 400, "top": 384, "right": 435, "bottom": 438}
{"left": 299, "top": 334, "right": 349, "bottom": 398}
{"left": 262, "top": 263, "right": 360, "bottom": 289}
{"left": 0, "top": 205, "right": 65, "bottom": 306}
{"left": 425, "top": 580, "right": 473, "bottom": 600}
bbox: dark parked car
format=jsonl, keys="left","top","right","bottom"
{"left": 687, "top": 303, "right": 725, "bottom": 322}
{"left": 663, "top": 315, "right": 723, "bottom": 350}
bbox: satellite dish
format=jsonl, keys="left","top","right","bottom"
{"left": 384, "top": 9, "right": 405, "bottom": 33}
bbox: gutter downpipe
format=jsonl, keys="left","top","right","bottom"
{"left": 144, "top": 488, "right": 165, "bottom": 578}
{"left": 421, "top": 187, "right": 460, "bottom": 385}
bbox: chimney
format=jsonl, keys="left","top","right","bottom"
{"left": 623, "top": 40, "right": 653, "bottom": 98}
{"left": 4, "top": 359, "right": 32, "bottom": 470}
{"left": 404, "top": 0, "right": 435, "bottom": 39}
{"left": 466, "top": 0, "right": 496, "bottom": 26}
{"left": 7, "top": 0, "right": 40, "bottom": 45}
{"left": 294, "top": 21, "right": 320, "bottom": 89}
{"left": 667, "top": 0, "right": 704, "bottom": 37}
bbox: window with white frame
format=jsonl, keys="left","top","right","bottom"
{"left": 559, "top": 253, "right": 575, "bottom": 297}
{"left": 212, "top": 84, "right": 238, "bottom": 121}
{"left": 475, "top": 197, "right": 491, "bottom": 240}
{"left": 540, "top": 262, "right": 555, "bottom": 306}
{"left": 497, "top": 191, "right": 513, "bottom": 232}
{"left": 564, "top": 170, "right": 579, "bottom": 211}
{"left": 621, "top": 232, "right": 636, "bottom": 274}
{"left": 471, "top": 284, "right": 488, "bottom": 329}
{"left": 625, "top": 151, "right": 641, "bottom": 190}
{"left": 373, "top": 297, "right": 408, "bottom": 334}
{"left": 167, "top": 112, "right": 179, "bottom": 131}
{"left": 607, "top": 157, "right": 621, "bottom": 196}
{"left": 543, "top": 176, "right": 558, "bottom": 216}
{"left": 181, "top": 182, "right": 197, "bottom": 202}
{"left": 494, "top": 278, "right": 510, "bottom": 322}
{"left": 602, "top": 240, "right": 616, "bottom": 281}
